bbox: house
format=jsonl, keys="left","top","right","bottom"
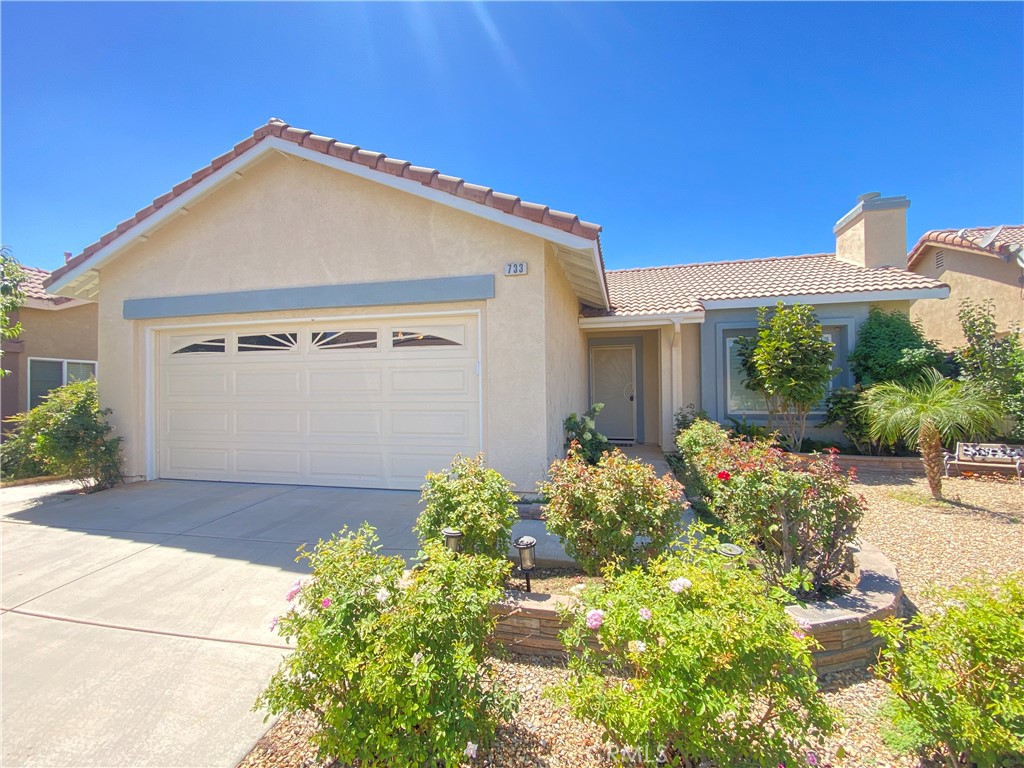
{"left": 0, "top": 266, "right": 98, "bottom": 427}
{"left": 907, "top": 225, "right": 1024, "bottom": 349}
{"left": 44, "top": 119, "right": 947, "bottom": 490}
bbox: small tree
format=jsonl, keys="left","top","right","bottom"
{"left": 859, "top": 369, "right": 1003, "bottom": 499}
{"left": 735, "top": 302, "right": 835, "bottom": 452}
{"left": 848, "top": 307, "right": 945, "bottom": 387}
{"left": 1, "top": 245, "right": 26, "bottom": 378}
{"left": 953, "top": 299, "right": 1024, "bottom": 440}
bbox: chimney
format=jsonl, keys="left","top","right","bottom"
{"left": 833, "top": 192, "right": 910, "bottom": 269}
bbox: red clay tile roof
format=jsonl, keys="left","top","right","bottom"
{"left": 907, "top": 225, "right": 1024, "bottom": 268}
{"left": 46, "top": 118, "right": 603, "bottom": 289}
{"left": 584, "top": 253, "right": 948, "bottom": 317}
{"left": 20, "top": 266, "right": 74, "bottom": 305}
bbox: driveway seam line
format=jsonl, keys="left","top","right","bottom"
{"left": 4, "top": 607, "right": 291, "bottom": 650}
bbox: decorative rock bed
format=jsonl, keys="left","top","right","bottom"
{"left": 492, "top": 538, "right": 903, "bottom": 676}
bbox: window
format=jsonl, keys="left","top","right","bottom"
{"left": 28, "top": 359, "right": 97, "bottom": 410}
{"left": 312, "top": 331, "right": 377, "bottom": 350}
{"left": 724, "top": 328, "right": 843, "bottom": 418}
{"left": 172, "top": 337, "right": 226, "bottom": 354}
{"left": 237, "top": 333, "right": 298, "bottom": 352}
{"left": 391, "top": 330, "right": 461, "bottom": 348}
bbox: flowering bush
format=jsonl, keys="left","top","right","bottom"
{"left": 673, "top": 418, "right": 730, "bottom": 513}
{"left": 554, "top": 525, "right": 837, "bottom": 766}
{"left": 712, "top": 441, "right": 864, "bottom": 597}
{"left": 255, "top": 524, "right": 518, "bottom": 766}
{"left": 872, "top": 573, "right": 1024, "bottom": 768}
{"left": 539, "top": 443, "right": 685, "bottom": 575}
{"left": 414, "top": 453, "right": 519, "bottom": 558}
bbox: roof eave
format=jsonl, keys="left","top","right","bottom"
{"left": 578, "top": 310, "right": 705, "bottom": 328}
{"left": 700, "top": 286, "right": 950, "bottom": 311}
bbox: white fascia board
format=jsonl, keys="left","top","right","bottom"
{"left": 23, "top": 297, "right": 93, "bottom": 310}
{"left": 48, "top": 136, "right": 608, "bottom": 305}
{"left": 700, "top": 286, "right": 950, "bottom": 311}
{"left": 578, "top": 311, "right": 705, "bottom": 328}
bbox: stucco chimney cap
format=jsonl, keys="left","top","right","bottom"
{"left": 834, "top": 192, "right": 911, "bottom": 234}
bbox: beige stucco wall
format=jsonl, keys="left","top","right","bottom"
{"left": 94, "top": 151, "right": 585, "bottom": 489}
{"left": 1, "top": 303, "right": 98, "bottom": 420}
{"left": 910, "top": 246, "right": 1024, "bottom": 349}
{"left": 544, "top": 252, "right": 589, "bottom": 471}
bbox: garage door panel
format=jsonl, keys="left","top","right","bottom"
{"left": 309, "top": 410, "right": 383, "bottom": 437}
{"left": 166, "top": 409, "right": 230, "bottom": 435}
{"left": 235, "top": 449, "right": 303, "bottom": 476}
{"left": 166, "top": 372, "right": 229, "bottom": 398}
{"left": 165, "top": 446, "right": 230, "bottom": 473}
{"left": 308, "top": 451, "right": 386, "bottom": 483}
{"left": 157, "top": 315, "right": 480, "bottom": 490}
{"left": 235, "top": 370, "right": 302, "bottom": 396}
{"left": 309, "top": 369, "right": 383, "bottom": 395}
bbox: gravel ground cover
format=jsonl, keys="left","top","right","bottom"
{"left": 238, "top": 469, "right": 1023, "bottom": 768}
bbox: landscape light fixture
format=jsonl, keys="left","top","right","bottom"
{"left": 442, "top": 527, "right": 463, "bottom": 554}
{"left": 513, "top": 535, "right": 537, "bottom": 592}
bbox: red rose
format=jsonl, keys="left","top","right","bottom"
{"left": 717, "top": 470, "right": 731, "bottom": 481}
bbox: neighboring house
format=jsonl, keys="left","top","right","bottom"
{"left": 0, "top": 266, "right": 98, "bottom": 427}
{"left": 44, "top": 119, "right": 947, "bottom": 490}
{"left": 907, "top": 225, "right": 1024, "bottom": 349}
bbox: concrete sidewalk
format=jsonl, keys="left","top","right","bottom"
{"left": 0, "top": 477, "right": 576, "bottom": 767}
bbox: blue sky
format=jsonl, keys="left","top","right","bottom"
{"left": 2, "top": 2, "right": 1022, "bottom": 273}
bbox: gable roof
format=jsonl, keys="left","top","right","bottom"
{"left": 45, "top": 118, "right": 607, "bottom": 307}
{"left": 582, "top": 253, "right": 949, "bottom": 320}
{"left": 907, "top": 225, "right": 1024, "bottom": 268}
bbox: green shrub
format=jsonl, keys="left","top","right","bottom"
{"left": 672, "top": 403, "right": 709, "bottom": 436}
{"left": 1, "top": 379, "right": 121, "bottom": 490}
{"left": 414, "top": 453, "right": 518, "bottom": 558}
{"left": 256, "top": 525, "right": 517, "bottom": 766}
{"left": 539, "top": 443, "right": 685, "bottom": 575}
{"left": 554, "top": 526, "right": 836, "bottom": 767}
{"left": 673, "top": 417, "right": 730, "bottom": 513}
{"left": 823, "top": 386, "right": 890, "bottom": 455}
{"left": 0, "top": 427, "right": 47, "bottom": 480}
{"left": 872, "top": 573, "right": 1024, "bottom": 768}
{"left": 711, "top": 441, "right": 865, "bottom": 597}
{"left": 563, "top": 403, "right": 611, "bottom": 464}
{"left": 848, "top": 307, "right": 945, "bottom": 387}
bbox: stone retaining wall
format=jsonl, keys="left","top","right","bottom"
{"left": 492, "top": 539, "right": 903, "bottom": 675}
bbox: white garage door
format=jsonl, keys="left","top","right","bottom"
{"left": 156, "top": 315, "right": 481, "bottom": 490}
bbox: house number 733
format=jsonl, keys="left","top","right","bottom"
{"left": 504, "top": 262, "right": 528, "bottom": 276}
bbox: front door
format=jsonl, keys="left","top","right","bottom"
{"left": 590, "top": 345, "right": 637, "bottom": 442}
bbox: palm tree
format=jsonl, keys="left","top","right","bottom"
{"left": 859, "top": 369, "right": 1004, "bottom": 498}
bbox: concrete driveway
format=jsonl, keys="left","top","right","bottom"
{"left": 0, "top": 479, "right": 429, "bottom": 768}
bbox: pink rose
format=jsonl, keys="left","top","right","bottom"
{"left": 585, "top": 609, "right": 605, "bottom": 630}
{"left": 321, "top": 598, "right": 332, "bottom": 609}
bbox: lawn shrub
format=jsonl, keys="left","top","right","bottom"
{"left": 554, "top": 525, "right": 836, "bottom": 767}
{"left": 848, "top": 307, "right": 945, "bottom": 387}
{"left": 712, "top": 441, "right": 864, "bottom": 596}
{"left": 673, "top": 417, "right": 730, "bottom": 513}
{"left": 872, "top": 572, "right": 1024, "bottom": 768}
{"left": 562, "top": 403, "right": 612, "bottom": 464}
{"left": 414, "top": 453, "right": 518, "bottom": 558}
{"left": 1, "top": 379, "right": 121, "bottom": 490}
{"left": 539, "top": 443, "right": 685, "bottom": 575}
{"left": 256, "top": 525, "right": 517, "bottom": 767}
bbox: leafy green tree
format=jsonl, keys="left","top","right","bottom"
{"left": 735, "top": 302, "right": 835, "bottom": 452}
{"left": 1, "top": 245, "right": 26, "bottom": 378}
{"left": 859, "top": 369, "right": 1003, "bottom": 499}
{"left": 953, "top": 299, "right": 1024, "bottom": 440}
{"left": 848, "top": 307, "right": 945, "bottom": 387}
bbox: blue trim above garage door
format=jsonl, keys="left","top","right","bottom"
{"left": 123, "top": 274, "right": 496, "bottom": 320}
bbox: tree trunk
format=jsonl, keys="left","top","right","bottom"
{"left": 919, "top": 421, "right": 944, "bottom": 499}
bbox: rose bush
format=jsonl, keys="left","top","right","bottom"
{"left": 554, "top": 525, "right": 837, "bottom": 767}
{"left": 539, "top": 443, "right": 685, "bottom": 575}
{"left": 256, "top": 524, "right": 518, "bottom": 766}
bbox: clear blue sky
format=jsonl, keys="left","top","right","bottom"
{"left": 2, "top": 2, "right": 1022, "bottom": 273}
